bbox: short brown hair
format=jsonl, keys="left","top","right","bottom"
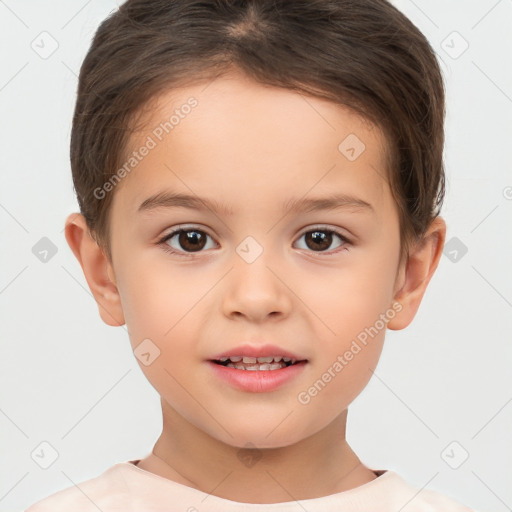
{"left": 70, "top": 0, "right": 445, "bottom": 265}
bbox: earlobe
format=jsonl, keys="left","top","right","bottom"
{"left": 387, "top": 217, "right": 446, "bottom": 331}
{"left": 64, "top": 213, "right": 125, "bottom": 327}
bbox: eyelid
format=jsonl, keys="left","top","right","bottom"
{"left": 296, "top": 224, "right": 351, "bottom": 242}
{"left": 159, "top": 223, "right": 214, "bottom": 239}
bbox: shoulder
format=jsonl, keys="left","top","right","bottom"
{"left": 24, "top": 464, "right": 131, "bottom": 512}
{"left": 379, "top": 471, "right": 476, "bottom": 512}
{"left": 407, "top": 486, "right": 474, "bottom": 512}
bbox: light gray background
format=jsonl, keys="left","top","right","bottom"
{"left": 1, "top": 1, "right": 511, "bottom": 511}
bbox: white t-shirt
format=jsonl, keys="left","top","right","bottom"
{"left": 25, "top": 459, "right": 475, "bottom": 511}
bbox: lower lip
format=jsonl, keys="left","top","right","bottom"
{"left": 207, "top": 361, "right": 307, "bottom": 393}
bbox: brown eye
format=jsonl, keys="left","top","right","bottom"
{"left": 161, "top": 228, "right": 215, "bottom": 254}
{"left": 177, "top": 230, "right": 207, "bottom": 252}
{"left": 305, "top": 231, "right": 332, "bottom": 251}
{"left": 295, "top": 228, "right": 348, "bottom": 253}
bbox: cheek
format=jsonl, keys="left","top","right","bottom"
{"left": 114, "top": 275, "right": 173, "bottom": 360}
{"left": 116, "top": 251, "right": 188, "bottom": 325}
{"left": 117, "top": 266, "right": 208, "bottom": 409}
{"left": 117, "top": 260, "right": 216, "bottom": 381}
{"left": 303, "top": 250, "right": 398, "bottom": 338}
{"left": 297, "top": 242, "right": 397, "bottom": 391}
{"left": 347, "top": 231, "right": 400, "bottom": 311}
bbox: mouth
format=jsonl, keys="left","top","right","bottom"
{"left": 210, "top": 355, "right": 306, "bottom": 371}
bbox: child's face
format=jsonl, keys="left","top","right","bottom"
{"left": 102, "top": 72, "right": 405, "bottom": 448}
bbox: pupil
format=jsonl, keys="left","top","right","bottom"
{"left": 306, "top": 231, "right": 331, "bottom": 251}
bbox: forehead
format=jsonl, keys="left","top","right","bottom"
{"left": 112, "top": 73, "right": 392, "bottom": 220}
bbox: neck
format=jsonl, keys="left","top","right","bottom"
{"left": 137, "top": 399, "right": 377, "bottom": 503}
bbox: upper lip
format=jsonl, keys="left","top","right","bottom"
{"left": 210, "top": 344, "right": 307, "bottom": 362}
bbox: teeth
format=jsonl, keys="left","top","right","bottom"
{"left": 222, "top": 355, "right": 292, "bottom": 363}
{"left": 226, "top": 361, "right": 288, "bottom": 371}
{"left": 245, "top": 364, "right": 261, "bottom": 371}
{"left": 218, "top": 355, "right": 300, "bottom": 370}
{"left": 219, "top": 356, "right": 296, "bottom": 364}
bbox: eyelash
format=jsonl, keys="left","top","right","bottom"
{"left": 157, "top": 225, "right": 351, "bottom": 258}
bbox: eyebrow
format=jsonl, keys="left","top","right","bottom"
{"left": 137, "top": 191, "right": 374, "bottom": 216}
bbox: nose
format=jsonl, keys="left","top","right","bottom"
{"left": 221, "top": 249, "right": 292, "bottom": 323}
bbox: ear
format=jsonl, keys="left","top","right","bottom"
{"left": 64, "top": 213, "right": 125, "bottom": 327}
{"left": 387, "top": 216, "right": 446, "bottom": 330}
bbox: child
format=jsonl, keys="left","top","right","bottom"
{"left": 26, "top": 0, "right": 476, "bottom": 509}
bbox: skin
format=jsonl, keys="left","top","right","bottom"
{"left": 65, "top": 70, "right": 446, "bottom": 504}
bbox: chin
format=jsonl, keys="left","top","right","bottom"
{"left": 227, "top": 433, "right": 302, "bottom": 450}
